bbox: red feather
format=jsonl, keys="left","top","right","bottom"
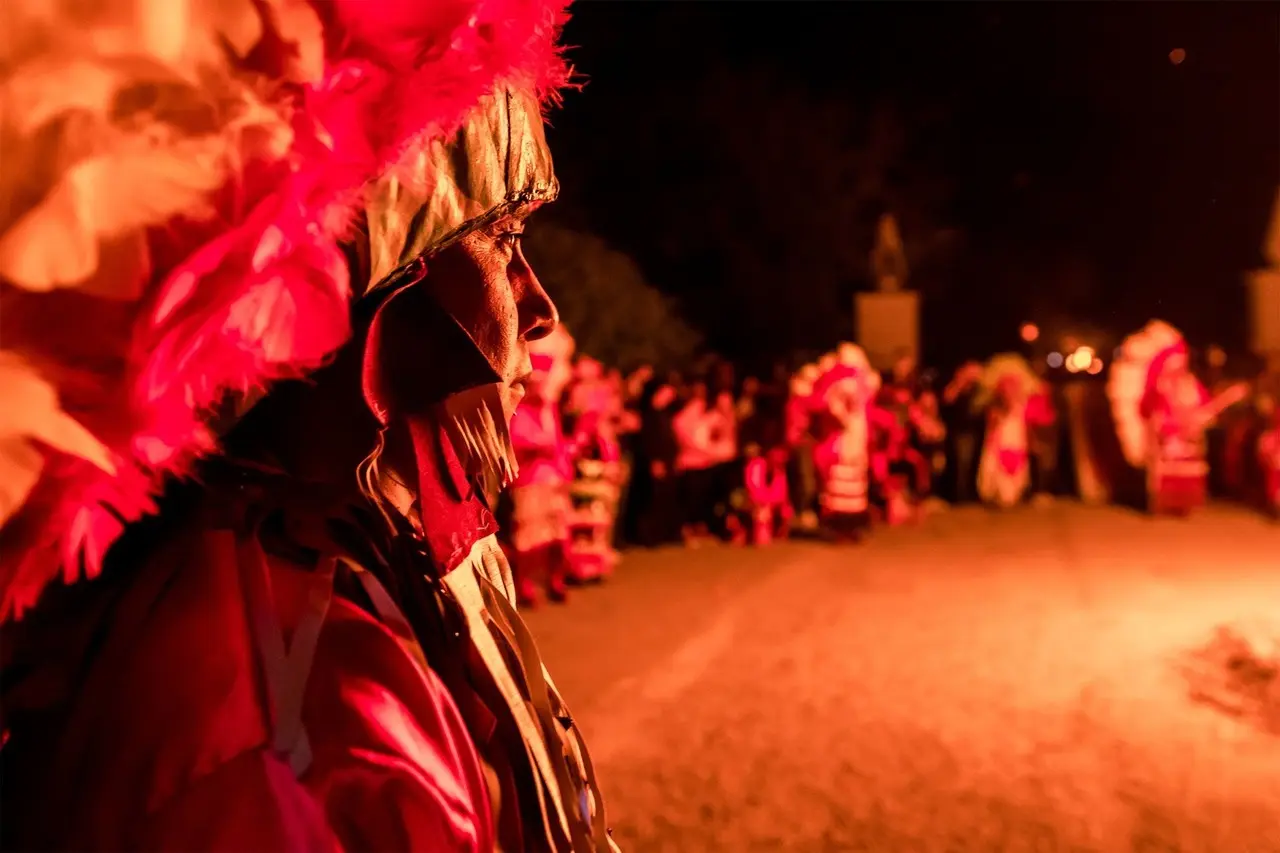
{"left": 0, "top": 0, "right": 572, "bottom": 621}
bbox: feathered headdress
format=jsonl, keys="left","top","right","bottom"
{"left": 972, "top": 352, "right": 1042, "bottom": 411}
{"left": 813, "top": 344, "right": 879, "bottom": 406}
{"left": 1108, "top": 320, "right": 1186, "bottom": 468}
{"left": 0, "top": 0, "right": 572, "bottom": 620}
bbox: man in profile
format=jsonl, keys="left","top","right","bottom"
{"left": 0, "top": 0, "right": 616, "bottom": 849}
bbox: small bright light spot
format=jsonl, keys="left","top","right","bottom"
{"left": 1169, "top": 48, "right": 1186, "bottom": 66}
{"left": 1047, "top": 352, "right": 1064, "bottom": 369}
{"left": 1065, "top": 353, "right": 1083, "bottom": 373}
{"left": 1020, "top": 323, "right": 1040, "bottom": 343}
{"left": 1075, "top": 346, "right": 1095, "bottom": 361}
{"left": 1087, "top": 358, "right": 1104, "bottom": 375}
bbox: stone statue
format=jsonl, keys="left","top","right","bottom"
{"left": 870, "top": 213, "right": 909, "bottom": 293}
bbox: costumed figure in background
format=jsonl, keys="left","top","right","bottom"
{"left": 507, "top": 330, "right": 576, "bottom": 607}
{"left": 1256, "top": 392, "right": 1280, "bottom": 517}
{"left": 812, "top": 345, "right": 883, "bottom": 542}
{"left": 973, "top": 353, "right": 1054, "bottom": 509}
{"left": 786, "top": 364, "right": 821, "bottom": 531}
{"left": 567, "top": 355, "right": 609, "bottom": 422}
{"left": 1109, "top": 321, "right": 1246, "bottom": 516}
{"left": 673, "top": 381, "right": 719, "bottom": 545}
{"left": 874, "top": 349, "right": 938, "bottom": 521}
{"left": 942, "top": 361, "right": 985, "bottom": 503}
{"left": 704, "top": 388, "right": 741, "bottom": 539}
{"left": 0, "top": 2, "right": 618, "bottom": 850}
{"left": 742, "top": 443, "right": 792, "bottom": 546}
{"left": 565, "top": 363, "right": 624, "bottom": 582}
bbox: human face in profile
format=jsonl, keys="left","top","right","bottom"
{"left": 424, "top": 209, "right": 558, "bottom": 419}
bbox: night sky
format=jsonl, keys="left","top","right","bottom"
{"left": 540, "top": 2, "right": 1280, "bottom": 371}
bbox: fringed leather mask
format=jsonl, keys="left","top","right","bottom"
{"left": 356, "top": 86, "right": 559, "bottom": 508}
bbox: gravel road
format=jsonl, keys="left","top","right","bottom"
{"left": 524, "top": 504, "right": 1280, "bottom": 853}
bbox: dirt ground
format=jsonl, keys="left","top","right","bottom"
{"left": 524, "top": 503, "right": 1280, "bottom": 853}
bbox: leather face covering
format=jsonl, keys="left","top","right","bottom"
{"left": 360, "top": 276, "right": 501, "bottom": 425}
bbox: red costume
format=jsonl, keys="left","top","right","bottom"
{"left": 743, "top": 448, "right": 792, "bottom": 545}
{"left": 872, "top": 375, "right": 939, "bottom": 516}
{"left": 1259, "top": 410, "right": 1280, "bottom": 515}
{"left": 566, "top": 359, "right": 625, "bottom": 581}
{"left": 509, "top": 352, "right": 574, "bottom": 605}
{"left": 1110, "top": 322, "right": 1238, "bottom": 517}
{"left": 973, "top": 354, "right": 1054, "bottom": 508}
{"left": 0, "top": 3, "right": 618, "bottom": 850}
{"left": 811, "top": 346, "right": 882, "bottom": 540}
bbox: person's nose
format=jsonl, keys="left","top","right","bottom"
{"left": 514, "top": 245, "right": 557, "bottom": 341}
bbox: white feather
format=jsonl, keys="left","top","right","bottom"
{"left": 0, "top": 353, "right": 116, "bottom": 526}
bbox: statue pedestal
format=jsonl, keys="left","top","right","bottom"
{"left": 1247, "top": 269, "right": 1280, "bottom": 355}
{"left": 856, "top": 290, "right": 919, "bottom": 371}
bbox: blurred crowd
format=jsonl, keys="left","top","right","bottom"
{"left": 500, "top": 323, "right": 1280, "bottom": 609}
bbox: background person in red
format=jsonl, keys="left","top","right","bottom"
{"left": 507, "top": 351, "right": 575, "bottom": 607}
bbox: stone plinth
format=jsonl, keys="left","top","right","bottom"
{"left": 1248, "top": 268, "right": 1280, "bottom": 355}
{"left": 855, "top": 290, "right": 919, "bottom": 371}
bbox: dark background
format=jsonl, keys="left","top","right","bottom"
{"left": 539, "top": 2, "right": 1279, "bottom": 373}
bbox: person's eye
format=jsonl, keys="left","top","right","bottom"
{"left": 494, "top": 229, "right": 524, "bottom": 254}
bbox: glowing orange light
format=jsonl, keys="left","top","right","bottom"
{"left": 1087, "top": 358, "right": 1104, "bottom": 375}
{"left": 1065, "top": 346, "right": 1095, "bottom": 374}
{"left": 1169, "top": 48, "right": 1186, "bottom": 66}
{"left": 1020, "top": 323, "right": 1040, "bottom": 343}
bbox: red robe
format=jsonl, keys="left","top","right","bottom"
{"left": 1, "top": 418, "right": 616, "bottom": 852}
{"left": 744, "top": 455, "right": 791, "bottom": 544}
{"left": 509, "top": 399, "right": 572, "bottom": 553}
{"left": 1260, "top": 423, "right": 1280, "bottom": 511}
{"left": 0, "top": 510, "right": 495, "bottom": 852}
{"left": 1140, "top": 374, "right": 1211, "bottom": 515}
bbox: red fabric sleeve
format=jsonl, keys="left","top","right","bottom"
{"left": 302, "top": 599, "right": 497, "bottom": 853}
{"left": 133, "top": 595, "right": 495, "bottom": 853}
{"left": 136, "top": 750, "right": 343, "bottom": 852}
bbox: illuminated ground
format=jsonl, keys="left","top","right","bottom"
{"left": 523, "top": 503, "right": 1280, "bottom": 853}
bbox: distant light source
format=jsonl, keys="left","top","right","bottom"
{"left": 1087, "top": 358, "right": 1104, "bottom": 375}
{"left": 1047, "top": 351, "right": 1064, "bottom": 369}
{"left": 1020, "top": 322, "right": 1040, "bottom": 343}
{"left": 1169, "top": 48, "right": 1186, "bottom": 66}
{"left": 1065, "top": 346, "right": 1095, "bottom": 374}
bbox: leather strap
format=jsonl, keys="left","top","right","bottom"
{"left": 235, "top": 534, "right": 335, "bottom": 778}
{"left": 475, "top": 566, "right": 611, "bottom": 850}
{"left": 350, "top": 558, "right": 561, "bottom": 852}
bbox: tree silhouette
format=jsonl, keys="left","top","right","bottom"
{"left": 523, "top": 222, "right": 701, "bottom": 371}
